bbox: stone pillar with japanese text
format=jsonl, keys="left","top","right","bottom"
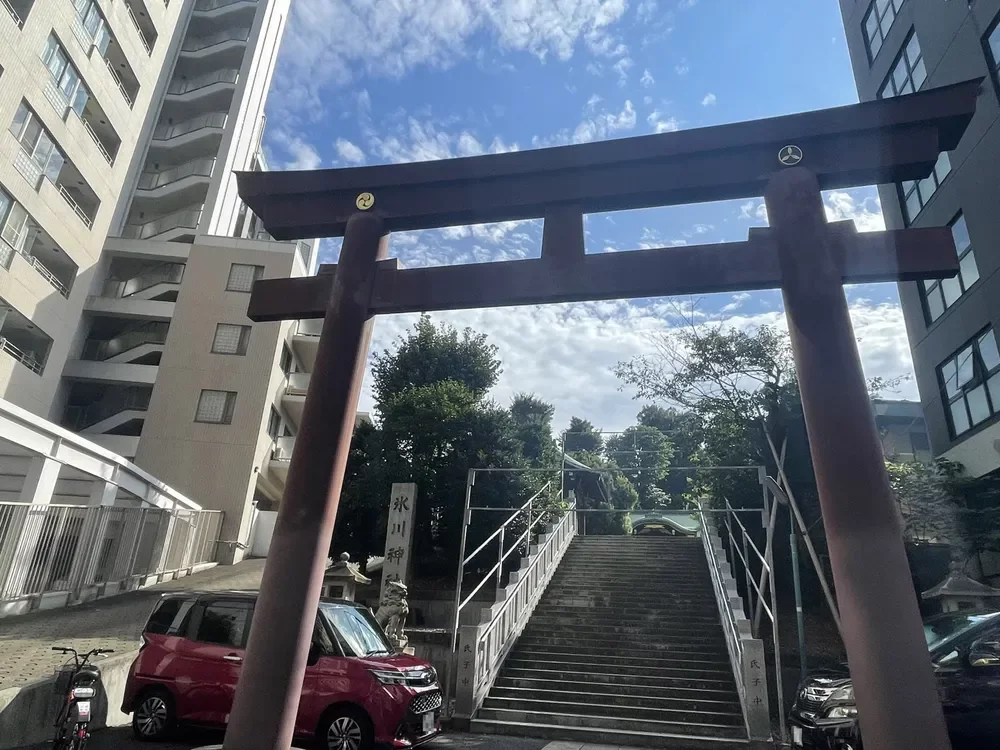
{"left": 380, "top": 483, "right": 417, "bottom": 603}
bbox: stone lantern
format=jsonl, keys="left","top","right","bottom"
{"left": 922, "top": 562, "right": 1000, "bottom": 614}
{"left": 322, "top": 552, "right": 371, "bottom": 601}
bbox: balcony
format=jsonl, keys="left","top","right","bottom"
{"left": 135, "top": 157, "right": 215, "bottom": 203}
{"left": 101, "top": 262, "right": 185, "bottom": 301}
{"left": 81, "top": 322, "right": 169, "bottom": 364}
{"left": 266, "top": 435, "right": 294, "bottom": 484}
{"left": 150, "top": 113, "right": 226, "bottom": 159}
{"left": 102, "top": 57, "right": 138, "bottom": 109}
{"left": 62, "top": 385, "right": 151, "bottom": 433}
{"left": 281, "top": 372, "right": 309, "bottom": 426}
{"left": 181, "top": 27, "right": 250, "bottom": 57}
{"left": 0, "top": 302, "right": 51, "bottom": 375}
{"left": 124, "top": 0, "right": 156, "bottom": 55}
{"left": 193, "top": 0, "right": 256, "bottom": 15}
{"left": 122, "top": 206, "right": 202, "bottom": 242}
{"left": 56, "top": 183, "right": 98, "bottom": 229}
{"left": 291, "top": 318, "right": 321, "bottom": 371}
{"left": 2, "top": 0, "right": 32, "bottom": 27}
{"left": 0, "top": 198, "right": 78, "bottom": 298}
{"left": 166, "top": 68, "right": 239, "bottom": 104}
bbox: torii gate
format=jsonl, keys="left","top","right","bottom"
{"left": 224, "top": 79, "right": 981, "bottom": 750}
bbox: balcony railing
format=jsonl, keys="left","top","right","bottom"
{"left": 63, "top": 386, "right": 151, "bottom": 430}
{"left": 182, "top": 27, "right": 250, "bottom": 52}
{"left": 104, "top": 58, "right": 134, "bottom": 108}
{"left": 2, "top": 0, "right": 22, "bottom": 27}
{"left": 25, "top": 254, "right": 70, "bottom": 297}
{"left": 137, "top": 157, "right": 215, "bottom": 190}
{"left": 81, "top": 119, "right": 114, "bottom": 164}
{"left": 126, "top": 5, "right": 152, "bottom": 54}
{"left": 58, "top": 185, "right": 93, "bottom": 229}
{"left": 152, "top": 112, "right": 227, "bottom": 141}
{"left": 285, "top": 372, "right": 309, "bottom": 395}
{"left": 82, "top": 323, "right": 169, "bottom": 361}
{"left": 194, "top": 0, "right": 254, "bottom": 10}
{"left": 122, "top": 207, "right": 201, "bottom": 240}
{"left": 167, "top": 68, "right": 239, "bottom": 95}
{"left": 272, "top": 435, "right": 294, "bottom": 461}
{"left": 101, "top": 262, "right": 185, "bottom": 298}
{"left": 0, "top": 337, "right": 43, "bottom": 374}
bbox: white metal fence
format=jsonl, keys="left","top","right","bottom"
{"left": 0, "top": 503, "right": 222, "bottom": 615}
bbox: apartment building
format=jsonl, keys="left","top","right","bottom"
{"left": 1, "top": 0, "right": 314, "bottom": 563}
{"left": 840, "top": 0, "right": 1000, "bottom": 477}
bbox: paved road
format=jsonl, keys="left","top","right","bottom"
{"left": 0, "top": 560, "right": 267, "bottom": 689}
{"left": 15, "top": 726, "right": 551, "bottom": 750}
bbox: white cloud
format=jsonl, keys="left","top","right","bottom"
{"left": 357, "top": 296, "right": 917, "bottom": 431}
{"left": 586, "top": 93, "right": 603, "bottom": 110}
{"left": 334, "top": 137, "right": 366, "bottom": 164}
{"left": 643, "top": 95, "right": 653, "bottom": 105}
{"left": 640, "top": 69, "right": 655, "bottom": 87}
{"left": 824, "top": 190, "right": 885, "bottom": 233}
{"left": 273, "top": 0, "right": 632, "bottom": 110}
{"left": 269, "top": 130, "right": 322, "bottom": 170}
{"left": 720, "top": 291, "right": 752, "bottom": 313}
{"left": 612, "top": 56, "right": 634, "bottom": 86}
{"left": 488, "top": 136, "right": 520, "bottom": 153}
{"left": 702, "top": 92, "right": 717, "bottom": 107}
{"left": 677, "top": 0, "right": 697, "bottom": 8}
{"left": 636, "top": 0, "right": 657, "bottom": 22}
{"left": 647, "top": 110, "right": 680, "bottom": 134}
{"left": 675, "top": 59, "right": 690, "bottom": 76}
{"left": 571, "top": 100, "right": 637, "bottom": 143}
{"left": 457, "top": 131, "right": 484, "bottom": 157}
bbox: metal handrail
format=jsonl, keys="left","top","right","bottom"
{"left": 167, "top": 68, "right": 239, "bottom": 94}
{"left": 82, "top": 323, "right": 168, "bottom": 361}
{"left": 2, "top": 0, "right": 22, "bottom": 27}
{"left": 122, "top": 207, "right": 201, "bottom": 239}
{"left": 137, "top": 157, "right": 215, "bottom": 190}
{"left": 182, "top": 27, "right": 250, "bottom": 52}
{"left": 57, "top": 185, "right": 94, "bottom": 229}
{"left": 81, "top": 118, "right": 114, "bottom": 164}
{"left": 125, "top": 4, "right": 152, "bottom": 54}
{"left": 63, "top": 386, "right": 151, "bottom": 429}
{"left": 194, "top": 0, "right": 254, "bottom": 10}
{"left": 152, "top": 112, "right": 227, "bottom": 140}
{"left": 102, "top": 262, "right": 185, "bottom": 298}
{"left": 103, "top": 57, "right": 133, "bottom": 107}
{"left": 25, "top": 255, "right": 70, "bottom": 297}
{"left": 0, "top": 337, "right": 43, "bottom": 374}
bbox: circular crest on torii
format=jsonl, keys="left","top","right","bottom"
{"left": 778, "top": 144, "right": 803, "bottom": 166}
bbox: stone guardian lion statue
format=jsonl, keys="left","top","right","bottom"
{"left": 374, "top": 580, "right": 409, "bottom": 651}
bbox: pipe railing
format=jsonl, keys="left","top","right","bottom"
{"left": 0, "top": 337, "right": 43, "bottom": 374}
{"left": 152, "top": 112, "right": 227, "bottom": 140}
{"left": 122, "top": 207, "right": 202, "bottom": 239}
{"left": 57, "top": 185, "right": 94, "bottom": 228}
{"left": 0, "top": 503, "right": 222, "bottom": 614}
{"left": 125, "top": 4, "right": 152, "bottom": 54}
{"left": 453, "top": 494, "right": 577, "bottom": 721}
{"left": 81, "top": 323, "right": 168, "bottom": 361}
{"left": 81, "top": 118, "right": 114, "bottom": 164}
{"left": 182, "top": 27, "right": 250, "bottom": 52}
{"left": 2, "top": 0, "right": 22, "bottom": 27}
{"left": 194, "top": 0, "right": 254, "bottom": 11}
{"left": 103, "top": 57, "right": 134, "bottom": 107}
{"left": 167, "top": 68, "right": 239, "bottom": 94}
{"left": 137, "top": 157, "right": 215, "bottom": 190}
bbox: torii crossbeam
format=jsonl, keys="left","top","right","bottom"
{"left": 224, "top": 79, "right": 982, "bottom": 750}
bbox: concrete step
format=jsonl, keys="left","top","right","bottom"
{"left": 480, "top": 696, "right": 743, "bottom": 726}
{"left": 531, "top": 606, "right": 722, "bottom": 622}
{"left": 522, "top": 620, "right": 724, "bottom": 637}
{"left": 489, "top": 685, "right": 742, "bottom": 714}
{"left": 503, "top": 657, "right": 732, "bottom": 679}
{"left": 499, "top": 666, "right": 735, "bottom": 691}
{"left": 514, "top": 635, "right": 728, "bottom": 657}
{"left": 539, "top": 594, "right": 719, "bottom": 606}
{"left": 548, "top": 577, "right": 712, "bottom": 589}
{"left": 470, "top": 717, "right": 750, "bottom": 749}
{"left": 475, "top": 707, "right": 746, "bottom": 739}
{"left": 509, "top": 646, "right": 732, "bottom": 669}
{"left": 494, "top": 675, "right": 739, "bottom": 701}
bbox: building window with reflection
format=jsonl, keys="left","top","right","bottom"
{"left": 939, "top": 328, "right": 1000, "bottom": 438}
{"left": 878, "top": 31, "right": 926, "bottom": 98}
{"left": 863, "top": 0, "right": 904, "bottom": 62}
{"left": 922, "top": 213, "right": 979, "bottom": 324}
{"left": 898, "top": 152, "right": 951, "bottom": 225}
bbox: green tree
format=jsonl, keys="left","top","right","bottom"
{"left": 637, "top": 405, "right": 704, "bottom": 499}
{"left": 510, "top": 393, "right": 559, "bottom": 466}
{"left": 564, "top": 416, "right": 603, "bottom": 454}
{"left": 605, "top": 425, "right": 674, "bottom": 508}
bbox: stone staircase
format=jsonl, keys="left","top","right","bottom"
{"left": 471, "top": 535, "right": 751, "bottom": 748}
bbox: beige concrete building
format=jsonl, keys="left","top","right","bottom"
{"left": 0, "top": 0, "right": 313, "bottom": 565}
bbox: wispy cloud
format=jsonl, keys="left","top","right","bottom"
{"left": 675, "top": 59, "right": 690, "bottom": 76}
{"left": 334, "top": 137, "right": 366, "bottom": 164}
{"left": 269, "top": 130, "right": 322, "bottom": 169}
{"left": 640, "top": 68, "right": 655, "bottom": 87}
{"left": 701, "top": 92, "right": 717, "bottom": 106}
{"left": 647, "top": 110, "right": 680, "bottom": 133}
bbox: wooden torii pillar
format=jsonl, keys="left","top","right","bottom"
{"left": 224, "top": 80, "right": 982, "bottom": 750}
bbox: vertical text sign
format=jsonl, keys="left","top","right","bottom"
{"left": 380, "top": 483, "right": 417, "bottom": 604}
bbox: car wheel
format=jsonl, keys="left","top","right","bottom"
{"left": 318, "top": 707, "right": 373, "bottom": 750}
{"left": 132, "top": 688, "right": 175, "bottom": 741}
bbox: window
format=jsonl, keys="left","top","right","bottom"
{"left": 72, "top": 0, "right": 112, "bottom": 55}
{"left": 226, "top": 263, "right": 263, "bottom": 292}
{"left": 211, "top": 323, "right": 251, "bottom": 355}
{"left": 144, "top": 597, "right": 193, "bottom": 636}
{"left": 0, "top": 191, "right": 31, "bottom": 254}
{"left": 195, "top": 600, "right": 252, "bottom": 647}
{"left": 195, "top": 389, "right": 236, "bottom": 424}
{"left": 863, "top": 0, "right": 903, "bottom": 61}
{"left": 939, "top": 329, "right": 1000, "bottom": 438}
{"left": 41, "top": 35, "right": 89, "bottom": 116}
{"left": 899, "top": 152, "right": 951, "bottom": 225}
{"left": 9, "top": 103, "right": 66, "bottom": 183}
{"left": 878, "top": 31, "right": 926, "bottom": 98}
{"left": 922, "top": 213, "right": 979, "bottom": 323}
{"left": 280, "top": 343, "right": 294, "bottom": 375}
{"left": 986, "top": 16, "right": 1000, "bottom": 93}
{"left": 267, "top": 406, "right": 281, "bottom": 440}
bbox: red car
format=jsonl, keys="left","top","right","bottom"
{"left": 122, "top": 591, "right": 442, "bottom": 750}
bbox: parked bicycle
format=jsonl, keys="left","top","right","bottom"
{"left": 51, "top": 646, "right": 114, "bottom": 750}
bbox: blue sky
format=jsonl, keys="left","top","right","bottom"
{"left": 261, "top": 0, "right": 918, "bottom": 430}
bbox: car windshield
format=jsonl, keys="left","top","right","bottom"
{"left": 924, "top": 612, "right": 1000, "bottom": 651}
{"left": 319, "top": 602, "right": 393, "bottom": 657}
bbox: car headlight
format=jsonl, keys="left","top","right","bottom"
{"left": 369, "top": 669, "right": 407, "bottom": 685}
{"left": 829, "top": 685, "right": 854, "bottom": 702}
{"left": 826, "top": 705, "right": 858, "bottom": 719}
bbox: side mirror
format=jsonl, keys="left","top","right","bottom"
{"left": 307, "top": 643, "right": 322, "bottom": 666}
{"left": 968, "top": 638, "right": 1000, "bottom": 668}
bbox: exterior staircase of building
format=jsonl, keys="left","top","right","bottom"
{"left": 471, "top": 535, "right": 751, "bottom": 748}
